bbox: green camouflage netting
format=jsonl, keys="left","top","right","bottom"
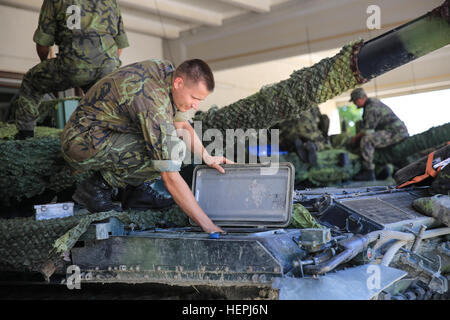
{"left": 413, "top": 195, "right": 450, "bottom": 227}
{"left": 307, "top": 149, "right": 361, "bottom": 185}
{"left": 0, "top": 203, "right": 322, "bottom": 279}
{"left": 374, "top": 122, "right": 450, "bottom": 165}
{"left": 280, "top": 148, "right": 361, "bottom": 186}
{"left": 2, "top": 124, "right": 446, "bottom": 205}
{"left": 193, "top": 41, "right": 366, "bottom": 135}
{"left": 0, "top": 206, "right": 190, "bottom": 279}
{"left": 0, "top": 124, "right": 90, "bottom": 206}
{"left": 0, "top": 122, "right": 62, "bottom": 140}
{"left": 290, "top": 203, "right": 324, "bottom": 229}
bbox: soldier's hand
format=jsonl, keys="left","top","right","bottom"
{"left": 203, "top": 154, "right": 234, "bottom": 174}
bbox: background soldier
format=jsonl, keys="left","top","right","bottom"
{"left": 62, "top": 59, "right": 233, "bottom": 234}
{"left": 275, "top": 104, "right": 330, "bottom": 165}
{"left": 349, "top": 88, "right": 409, "bottom": 181}
{"left": 13, "top": 0, "right": 129, "bottom": 139}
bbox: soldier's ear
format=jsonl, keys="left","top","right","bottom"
{"left": 173, "top": 76, "right": 184, "bottom": 89}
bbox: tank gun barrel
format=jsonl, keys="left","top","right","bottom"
{"left": 194, "top": 1, "right": 450, "bottom": 133}
{"left": 358, "top": 0, "right": 450, "bottom": 80}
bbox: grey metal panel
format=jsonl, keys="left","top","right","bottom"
{"left": 340, "top": 192, "right": 437, "bottom": 231}
{"left": 70, "top": 229, "right": 307, "bottom": 286}
{"left": 70, "top": 229, "right": 306, "bottom": 286}
{"left": 191, "top": 163, "right": 294, "bottom": 227}
{"left": 272, "top": 264, "right": 407, "bottom": 300}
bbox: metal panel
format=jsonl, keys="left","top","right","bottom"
{"left": 192, "top": 163, "right": 294, "bottom": 227}
{"left": 272, "top": 264, "right": 407, "bottom": 300}
{"left": 340, "top": 192, "right": 436, "bottom": 231}
{"left": 71, "top": 229, "right": 305, "bottom": 286}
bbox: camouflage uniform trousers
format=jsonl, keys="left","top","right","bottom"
{"left": 62, "top": 132, "right": 177, "bottom": 189}
{"left": 13, "top": 57, "right": 117, "bottom": 131}
{"left": 360, "top": 130, "right": 406, "bottom": 170}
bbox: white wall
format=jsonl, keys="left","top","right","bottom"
{"left": 119, "top": 31, "right": 163, "bottom": 67}
{"left": 0, "top": 4, "right": 163, "bottom": 74}
{"left": 0, "top": 5, "right": 40, "bottom": 73}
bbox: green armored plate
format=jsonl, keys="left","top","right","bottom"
{"left": 191, "top": 163, "right": 295, "bottom": 227}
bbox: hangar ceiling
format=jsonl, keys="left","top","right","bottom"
{"left": 0, "top": 0, "right": 292, "bottom": 39}
{"left": 0, "top": 0, "right": 448, "bottom": 106}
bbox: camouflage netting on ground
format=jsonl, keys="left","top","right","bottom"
{"left": 280, "top": 148, "right": 361, "bottom": 186}
{"left": 193, "top": 41, "right": 366, "bottom": 135}
{"left": 0, "top": 206, "right": 189, "bottom": 279}
{"left": 0, "top": 122, "right": 62, "bottom": 140}
{"left": 0, "top": 203, "right": 318, "bottom": 279}
{"left": 0, "top": 124, "right": 90, "bottom": 206}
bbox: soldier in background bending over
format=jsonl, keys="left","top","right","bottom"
{"left": 349, "top": 88, "right": 409, "bottom": 181}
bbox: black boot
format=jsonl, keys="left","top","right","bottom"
{"left": 295, "top": 138, "right": 308, "bottom": 163}
{"left": 14, "top": 130, "right": 34, "bottom": 140}
{"left": 353, "top": 168, "right": 376, "bottom": 181}
{"left": 338, "top": 152, "right": 350, "bottom": 168}
{"left": 305, "top": 141, "right": 318, "bottom": 166}
{"left": 72, "top": 172, "right": 122, "bottom": 212}
{"left": 122, "top": 180, "right": 175, "bottom": 211}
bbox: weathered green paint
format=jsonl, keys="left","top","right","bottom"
{"left": 399, "top": 9, "right": 450, "bottom": 59}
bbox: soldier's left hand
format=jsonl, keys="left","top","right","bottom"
{"left": 203, "top": 154, "right": 234, "bottom": 174}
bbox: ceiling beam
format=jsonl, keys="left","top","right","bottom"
{"left": 218, "top": 0, "right": 271, "bottom": 13}
{"left": 118, "top": 0, "right": 224, "bottom": 26}
{"left": 121, "top": 12, "right": 183, "bottom": 39}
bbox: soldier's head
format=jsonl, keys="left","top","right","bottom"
{"left": 172, "top": 59, "right": 215, "bottom": 112}
{"left": 349, "top": 88, "right": 367, "bottom": 108}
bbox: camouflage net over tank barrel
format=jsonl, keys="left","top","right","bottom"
{"left": 193, "top": 41, "right": 366, "bottom": 134}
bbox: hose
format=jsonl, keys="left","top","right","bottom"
{"left": 381, "top": 240, "right": 409, "bottom": 266}
{"left": 368, "top": 228, "right": 450, "bottom": 252}
{"left": 379, "top": 227, "right": 450, "bottom": 266}
{"left": 303, "top": 234, "right": 369, "bottom": 275}
{"left": 301, "top": 227, "right": 450, "bottom": 274}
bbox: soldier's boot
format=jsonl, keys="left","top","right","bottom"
{"left": 353, "top": 168, "right": 376, "bottom": 181}
{"left": 295, "top": 138, "right": 308, "bottom": 163}
{"left": 14, "top": 130, "right": 34, "bottom": 140}
{"left": 72, "top": 172, "right": 122, "bottom": 213}
{"left": 338, "top": 152, "right": 350, "bottom": 168}
{"left": 305, "top": 141, "right": 318, "bottom": 166}
{"left": 122, "top": 180, "right": 175, "bottom": 211}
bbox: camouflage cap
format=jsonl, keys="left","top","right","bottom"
{"left": 349, "top": 87, "right": 367, "bottom": 102}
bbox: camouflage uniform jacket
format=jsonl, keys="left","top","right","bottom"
{"left": 62, "top": 59, "right": 191, "bottom": 171}
{"left": 361, "top": 98, "right": 409, "bottom": 137}
{"left": 33, "top": 0, "right": 129, "bottom": 70}
{"left": 277, "top": 104, "right": 328, "bottom": 150}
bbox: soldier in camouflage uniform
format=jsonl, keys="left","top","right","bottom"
{"left": 275, "top": 104, "right": 330, "bottom": 165}
{"left": 13, "top": 0, "right": 129, "bottom": 139}
{"left": 62, "top": 59, "right": 232, "bottom": 234}
{"left": 349, "top": 88, "right": 409, "bottom": 181}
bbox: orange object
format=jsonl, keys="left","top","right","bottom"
{"left": 397, "top": 152, "right": 441, "bottom": 188}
